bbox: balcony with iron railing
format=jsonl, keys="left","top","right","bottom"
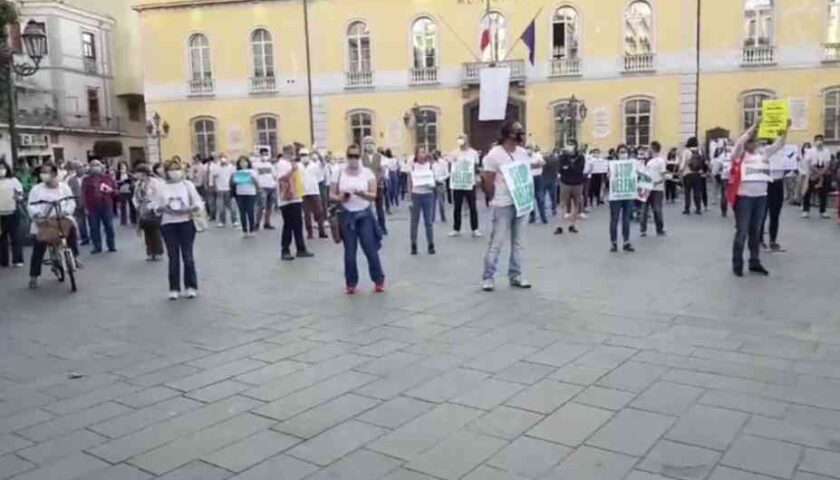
{"left": 824, "top": 43, "right": 840, "bottom": 63}
{"left": 250, "top": 76, "right": 277, "bottom": 94}
{"left": 7, "top": 108, "right": 123, "bottom": 133}
{"left": 188, "top": 78, "right": 216, "bottom": 96}
{"left": 462, "top": 59, "right": 526, "bottom": 85}
{"left": 623, "top": 53, "right": 655, "bottom": 73}
{"left": 345, "top": 70, "right": 374, "bottom": 88}
{"left": 550, "top": 57, "right": 582, "bottom": 77}
{"left": 409, "top": 67, "right": 439, "bottom": 86}
{"left": 741, "top": 45, "right": 775, "bottom": 66}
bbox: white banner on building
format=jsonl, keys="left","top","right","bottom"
{"left": 788, "top": 98, "right": 807, "bottom": 131}
{"left": 591, "top": 107, "right": 611, "bottom": 139}
{"left": 228, "top": 125, "right": 244, "bottom": 155}
{"left": 479, "top": 67, "right": 511, "bottom": 121}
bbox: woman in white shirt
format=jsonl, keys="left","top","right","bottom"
{"left": 408, "top": 147, "right": 437, "bottom": 255}
{"left": 27, "top": 163, "right": 79, "bottom": 289}
{"left": 151, "top": 158, "right": 205, "bottom": 300}
{"left": 231, "top": 156, "right": 260, "bottom": 237}
{"left": 0, "top": 160, "right": 24, "bottom": 267}
{"left": 330, "top": 145, "right": 384, "bottom": 294}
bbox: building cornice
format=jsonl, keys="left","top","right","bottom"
{"left": 133, "top": 0, "right": 293, "bottom": 13}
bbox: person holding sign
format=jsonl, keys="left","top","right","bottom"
{"left": 607, "top": 145, "right": 637, "bottom": 252}
{"left": 408, "top": 147, "right": 437, "bottom": 256}
{"left": 448, "top": 135, "right": 481, "bottom": 237}
{"left": 728, "top": 117, "right": 790, "bottom": 277}
{"left": 480, "top": 120, "right": 533, "bottom": 292}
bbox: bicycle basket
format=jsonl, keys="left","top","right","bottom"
{"left": 36, "top": 218, "right": 74, "bottom": 244}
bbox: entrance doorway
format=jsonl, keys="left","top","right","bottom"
{"left": 463, "top": 99, "right": 526, "bottom": 157}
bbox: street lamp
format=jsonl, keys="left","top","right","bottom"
{"left": 0, "top": 15, "right": 48, "bottom": 167}
{"left": 557, "top": 95, "right": 587, "bottom": 147}
{"left": 146, "top": 112, "right": 170, "bottom": 164}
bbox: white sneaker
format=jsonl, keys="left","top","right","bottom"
{"left": 563, "top": 213, "right": 571, "bottom": 220}
{"left": 185, "top": 288, "right": 198, "bottom": 299}
{"left": 579, "top": 213, "right": 588, "bottom": 219}
{"left": 801, "top": 212, "right": 810, "bottom": 219}
{"left": 12, "top": 263, "right": 23, "bottom": 268}
{"left": 821, "top": 213, "right": 831, "bottom": 219}
{"left": 472, "top": 230, "right": 483, "bottom": 238}
{"left": 167, "top": 291, "right": 179, "bottom": 301}
{"left": 232, "top": 222, "right": 240, "bottom": 228}
{"left": 448, "top": 231, "right": 462, "bottom": 237}
{"left": 482, "top": 278, "right": 495, "bottom": 292}
{"left": 216, "top": 223, "right": 225, "bottom": 228}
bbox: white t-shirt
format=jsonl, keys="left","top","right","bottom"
{"left": 409, "top": 161, "right": 436, "bottom": 194}
{"left": 275, "top": 159, "right": 302, "bottom": 206}
{"left": 530, "top": 152, "right": 545, "bottom": 176}
{"left": 27, "top": 182, "right": 76, "bottom": 234}
{"left": 483, "top": 145, "right": 529, "bottom": 208}
{"left": 646, "top": 156, "right": 667, "bottom": 192}
{"left": 0, "top": 177, "right": 23, "bottom": 215}
{"left": 335, "top": 167, "right": 376, "bottom": 212}
{"left": 152, "top": 180, "right": 205, "bottom": 225}
{"left": 232, "top": 169, "right": 259, "bottom": 196}
{"left": 432, "top": 159, "right": 450, "bottom": 183}
{"left": 302, "top": 162, "right": 322, "bottom": 196}
{"left": 805, "top": 148, "right": 831, "bottom": 173}
{"left": 211, "top": 163, "right": 235, "bottom": 192}
{"left": 738, "top": 153, "right": 770, "bottom": 197}
{"left": 381, "top": 156, "right": 397, "bottom": 173}
{"left": 254, "top": 160, "right": 277, "bottom": 189}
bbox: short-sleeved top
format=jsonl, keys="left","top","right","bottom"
{"left": 276, "top": 159, "right": 302, "bottom": 206}
{"left": 483, "top": 145, "right": 529, "bottom": 208}
{"left": 646, "top": 156, "right": 667, "bottom": 192}
{"left": 233, "top": 169, "right": 258, "bottom": 196}
{"left": 335, "top": 167, "right": 375, "bottom": 212}
{"left": 254, "top": 160, "right": 277, "bottom": 189}
{"left": 0, "top": 177, "right": 23, "bottom": 214}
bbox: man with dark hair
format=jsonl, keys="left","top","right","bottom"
{"left": 680, "top": 137, "right": 705, "bottom": 215}
{"left": 640, "top": 141, "right": 667, "bottom": 237}
{"left": 82, "top": 159, "right": 118, "bottom": 253}
{"left": 555, "top": 139, "right": 586, "bottom": 235}
{"left": 802, "top": 134, "right": 832, "bottom": 219}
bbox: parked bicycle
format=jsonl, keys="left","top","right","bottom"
{"left": 30, "top": 196, "right": 79, "bottom": 292}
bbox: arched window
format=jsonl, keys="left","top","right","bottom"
{"left": 552, "top": 7, "right": 579, "bottom": 61}
{"left": 623, "top": 97, "right": 652, "bottom": 147}
{"left": 480, "top": 11, "right": 507, "bottom": 62}
{"left": 253, "top": 115, "right": 278, "bottom": 156}
{"left": 192, "top": 118, "right": 216, "bottom": 159}
{"left": 412, "top": 17, "right": 437, "bottom": 69}
{"left": 188, "top": 33, "right": 212, "bottom": 82}
{"left": 347, "top": 21, "right": 371, "bottom": 73}
{"left": 415, "top": 108, "right": 438, "bottom": 152}
{"left": 624, "top": 1, "right": 653, "bottom": 55}
{"left": 742, "top": 91, "right": 774, "bottom": 130}
{"left": 251, "top": 29, "right": 274, "bottom": 79}
{"left": 348, "top": 110, "right": 373, "bottom": 148}
{"left": 744, "top": 0, "right": 774, "bottom": 47}
{"left": 824, "top": 89, "right": 840, "bottom": 141}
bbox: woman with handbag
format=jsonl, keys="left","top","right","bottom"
{"left": 0, "top": 160, "right": 25, "bottom": 268}
{"left": 132, "top": 163, "right": 164, "bottom": 261}
{"left": 330, "top": 145, "right": 384, "bottom": 294}
{"left": 151, "top": 158, "right": 205, "bottom": 300}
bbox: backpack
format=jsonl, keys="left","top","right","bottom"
{"left": 688, "top": 150, "right": 705, "bottom": 173}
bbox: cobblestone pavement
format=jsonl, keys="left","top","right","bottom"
{"left": 1, "top": 199, "right": 840, "bottom": 480}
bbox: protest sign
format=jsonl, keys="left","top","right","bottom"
{"left": 741, "top": 163, "right": 772, "bottom": 182}
{"left": 769, "top": 144, "right": 799, "bottom": 171}
{"left": 758, "top": 99, "right": 789, "bottom": 140}
{"left": 501, "top": 161, "right": 534, "bottom": 217}
{"left": 590, "top": 157, "right": 608, "bottom": 174}
{"left": 636, "top": 170, "right": 654, "bottom": 202}
{"left": 608, "top": 160, "right": 638, "bottom": 201}
{"left": 450, "top": 157, "right": 476, "bottom": 190}
{"left": 410, "top": 165, "right": 435, "bottom": 188}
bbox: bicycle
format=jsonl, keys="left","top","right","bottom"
{"left": 30, "top": 196, "right": 79, "bottom": 292}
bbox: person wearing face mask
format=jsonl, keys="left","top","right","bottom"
{"left": 0, "top": 160, "right": 25, "bottom": 268}
{"left": 608, "top": 145, "right": 636, "bottom": 252}
{"left": 408, "top": 146, "right": 437, "bottom": 255}
{"left": 132, "top": 163, "right": 164, "bottom": 261}
{"left": 277, "top": 148, "right": 314, "bottom": 261}
{"left": 361, "top": 136, "right": 387, "bottom": 235}
{"left": 680, "top": 137, "right": 705, "bottom": 215}
{"left": 331, "top": 145, "right": 385, "bottom": 294}
{"left": 211, "top": 154, "right": 239, "bottom": 229}
{"left": 27, "top": 164, "right": 79, "bottom": 289}
{"left": 116, "top": 161, "right": 136, "bottom": 226}
{"left": 300, "top": 149, "right": 328, "bottom": 240}
{"left": 542, "top": 148, "right": 561, "bottom": 216}
{"left": 555, "top": 140, "right": 586, "bottom": 235}
{"left": 665, "top": 148, "right": 680, "bottom": 204}
{"left": 727, "top": 117, "right": 790, "bottom": 277}
{"left": 81, "top": 159, "right": 118, "bottom": 254}
{"left": 802, "top": 135, "right": 832, "bottom": 219}
{"left": 384, "top": 149, "right": 400, "bottom": 209}
{"left": 448, "top": 135, "right": 481, "bottom": 237}
{"left": 203, "top": 155, "right": 218, "bottom": 222}
{"left": 151, "top": 158, "right": 204, "bottom": 299}
{"left": 640, "top": 141, "right": 667, "bottom": 237}
{"left": 527, "top": 144, "right": 548, "bottom": 225}
{"left": 254, "top": 149, "right": 278, "bottom": 231}
{"left": 480, "top": 120, "right": 533, "bottom": 291}
{"left": 431, "top": 150, "right": 449, "bottom": 224}
{"left": 230, "top": 156, "right": 260, "bottom": 237}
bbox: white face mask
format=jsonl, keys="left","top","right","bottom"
{"left": 0, "top": 168, "right": 6, "bottom": 177}
{"left": 619, "top": 153, "right": 629, "bottom": 160}
{"left": 40, "top": 173, "right": 53, "bottom": 183}
{"left": 220, "top": 157, "right": 228, "bottom": 164}
{"left": 167, "top": 170, "right": 184, "bottom": 182}
{"left": 815, "top": 141, "right": 824, "bottom": 149}
{"left": 347, "top": 157, "right": 361, "bottom": 169}
{"left": 457, "top": 138, "right": 466, "bottom": 147}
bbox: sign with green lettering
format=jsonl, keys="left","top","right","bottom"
{"left": 501, "top": 161, "right": 534, "bottom": 217}
{"left": 608, "top": 159, "right": 638, "bottom": 201}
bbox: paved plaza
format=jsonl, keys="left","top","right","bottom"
{"left": 1, "top": 199, "right": 840, "bottom": 480}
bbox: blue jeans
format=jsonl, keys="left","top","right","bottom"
{"left": 340, "top": 208, "right": 384, "bottom": 287}
{"left": 433, "top": 183, "right": 447, "bottom": 223}
{"left": 543, "top": 177, "right": 558, "bottom": 215}
{"left": 609, "top": 200, "right": 634, "bottom": 245}
{"left": 733, "top": 195, "right": 767, "bottom": 269}
{"left": 388, "top": 171, "right": 400, "bottom": 207}
{"left": 410, "top": 192, "right": 435, "bottom": 247}
{"left": 235, "top": 195, "right": 257, "bottom": 233}
{"left": 160, "top": 221, "right": 197, "bottom": 292}
{"left": 529, "top": 175, "right": 548, "bottom": 224}
{"left": 216, "top": 191, "right": 238, "bottom": 225}
{"left": 88, "top": 205, "right": 115, "bottom": 251}
{"left": 482, "top": 205, "right": 527, "bottom": 281}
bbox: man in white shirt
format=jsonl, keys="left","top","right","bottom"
{"left": 447, "top": 134, "right": 481, "bottom": 237}
{"left": 276, "top": 148, "right": 313, "bottom": 260}
{"left": 211, "top": 154, "right": 238, "bottom": 228}
{"left": 480, "top": 120, "right": 533, "bottom": 292}
{"left": 300, "top": 148, "right": 327, "bottom": 239}
{"left": 640, "top": 141, "right": 667, "bottom": 237}
{"left": 254, "top": 149, "right": 278, "bottom": 230}
{"left": 527, "top": 145, "right": 548, "bottom": 225}
{"left": 431, "top": 153, "right": 449, "bottom": 223}
{"left": 203, "top": 155, "right": 218, "bottom": 221}
{"left": 802, "top": 134, "right": 832, "bottom": 218}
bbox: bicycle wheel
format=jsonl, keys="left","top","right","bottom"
{"left": 50, "top": 247, "right": 65, "bottom": 282}
{"left": 63, "top": 249, "right": 77, "bottom": 292}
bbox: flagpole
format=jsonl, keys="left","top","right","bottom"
{"left": 502, "top": 5, "right": 545, "bottom": 63}
{"left": 436, "top": 14, "right": 481, "bottom": 62}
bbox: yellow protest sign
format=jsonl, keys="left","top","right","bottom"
{"left": 758, "top": 99, "right": 789, "bottom": 139}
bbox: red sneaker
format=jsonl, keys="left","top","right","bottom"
{"left": 374, "top": 283, "right": 385, "bottom": 293}
{"left": 345, "top": 285, "right": 357, "bottom": 295}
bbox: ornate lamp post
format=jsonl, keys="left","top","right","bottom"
{"left": 410, "top": 102, "right": 431, "bottom": 151}
{"left": 0, "top": 7, "right": 48, "bottom": 167}
{"left": 557, "top": 95, "right": 588, "bottom": 147}
{"left": 146, "top": 112, "right": 170, "bottom": 164}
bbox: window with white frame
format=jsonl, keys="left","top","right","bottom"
{"left": 347, "top": 21, "right": 371, "bottom": 73}
{"left": 251, "top": 29, "right": 274, "bottom": 78}
{"left": 415, "top": 108, "right": 438, "bottom": 151}
{"left": 480, "top": 11, "right": 507, "bottom": 62}
{"left": 82, "top": 31, "right": 96, "bottom": 60}
{"left": 193, "top": 118, "right": 216, "bottom": 158}
{"left": 744, "top": 0, "right": 774, "bottom": 47}
{"left": 348, "top": 110, "right": 373, "bottom": 148}
{"left": 254, "top": 116, "right": 278, "bottom": 156}
{"left": 552, "top": 7, "right": 579, "bottom": 60}
{"left": 189, "top": 33, "right": 212, "bottom": 82}
{"left": 624, "top": 98, "right": 652, "bottom": 147}
{"left": 742, "top": 91, "right": 773, "bottom": 130}
{"left": 824, "top": 89, "right": 840, "bottom": 141}
{"left": 553, "top": 101, "right": 577, "bottom": 147}
{"left": 412, "top": 17, "right": 437, "bottom": 69}
{"left": 828, "top": 0, "right": 840, "bottom": 44}
{"left": 624, "top": 1, "right": 653, "bottom": 55}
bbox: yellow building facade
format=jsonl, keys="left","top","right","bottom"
{"left": 134, "top": 0, "right": 840, "bottom": 158}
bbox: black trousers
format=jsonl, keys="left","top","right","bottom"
{"left": 160, "top": 221, "right": 197, "bottom": 292}
{"left": 374, "top": 186, "right": 387, "bottom": 234}
{"left": 803, "top": 177, "right": 831, "bottom": 214}
{"left": 761, "top": 179, "right": 784, "bottom": 245}
{"left": 30, "top": 229, "right": 79, "bottom": 278}
{"left": 280, "top": 202, "right": 307, "bottom": 254}
{"left": 589, "top": 174, "right": 604, "bottom": 205}
{"left": 453, "top": 189, "right": 478, "bottom": 233}
{"left": 683, "top": 174, "right": 703, "bottom": 213}
{"left": 665, "top": 180, "right": 678, "bottom": 203}
{"left": 700, "top": 176, "right": 708, "bottom": 208}
{"left": 0, "top": 212, "right": 24, "bottom": 266}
